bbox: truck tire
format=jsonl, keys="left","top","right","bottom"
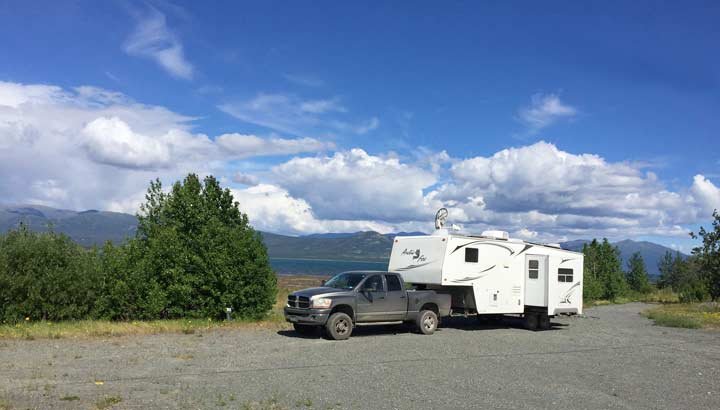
{"left": 538, "top": 314, "right": 551, "bottom": 330}
{"left": 416, "top": 310, "right": 438, "bottom": 335}
{"left": 325, "top": 312, "right": 353, "bottom": 340}
{"left": 293, "top": 323, "right": 316, "bottom": 335}
{"left": 524, "top": 313, "right": 538, "bottom": 331}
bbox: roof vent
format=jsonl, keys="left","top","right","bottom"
{"left": 481, "top": 230, "right": 509, "bottom": 240}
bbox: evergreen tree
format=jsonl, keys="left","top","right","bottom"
{"left": 582, "top": 240, "right": 604, "bottom": 300}
{"left": 625, "top": 251, "right": 651, "bottom": 293}
{"left": 598, "top": 238, "right": 627, "bottom": 299}
{"left": 657, "top": 251, "right": 674, "bottom": 289}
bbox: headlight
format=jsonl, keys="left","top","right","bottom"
{"left": 311, "top": 297, "right": 332, "bottom": 309}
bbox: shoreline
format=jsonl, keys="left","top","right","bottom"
{"left": 269, "top": 256, "right": 389, "bottom": 264}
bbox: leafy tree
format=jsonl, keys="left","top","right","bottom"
{"left": 625, "top": 252, "right": 651, "bottom": 293}
{"left": 691, "top": 209, "right": 720, "bottom": 301}
{"left": 582, "top": 238, "right": 628, "bottom": 300}
{"left": 97, "top": 174, "right": 277, "bottom": 319}
{"left": 0, "top": 224, "right": 102, "bottom": 322}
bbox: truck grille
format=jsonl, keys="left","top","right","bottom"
{"left": 287, "top": 295, "right": 310, "bottom": 308}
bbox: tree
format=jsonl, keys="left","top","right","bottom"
{"left": 657, "top": 251, "right": 675, "bottom": 289}
{"left": 582, "top": 238, "right": 628, "bottom": 300}
{"left": 96, "top": 174, "right": 277, "bottom": 319}
{"left": 625, "top": 252, "right": 651, "bottom": 293}
{"left": 582, "top": 240, "right": 604, "bottom": 300}
{"left": 691, "top": 209, "right": 720, "bottom": 301}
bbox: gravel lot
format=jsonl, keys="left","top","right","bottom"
{"left": 1, "top": 303, "right": 719, "bottom": 409}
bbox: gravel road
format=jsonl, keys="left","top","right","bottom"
{"left": 1, "top": 303, "right": 718, "bottom": 409}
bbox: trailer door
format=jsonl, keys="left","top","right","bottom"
{"left": 524, "top": 255, "right": 548, "bottom": 307}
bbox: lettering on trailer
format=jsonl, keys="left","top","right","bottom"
{"left": 401, "top": 248, "right": 427, "bottom": 263}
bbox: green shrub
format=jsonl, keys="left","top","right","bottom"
{"left": 0, "top": 225, "right": 102, "bottom": 323}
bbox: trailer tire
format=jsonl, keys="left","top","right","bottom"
{"left": 524, "top": 313, "right": 539, "bottom": 331}
{"left": 325, "top": 312, "right": 353, "bottom": 340}
{"left": 293, "top": 324, "right": 316, "bottom": 335}
{"left": 538, "top": 314, "right": 551, "bottom": 330}
{"left": 417, "top": 310, "right": 438, "bottom": 335}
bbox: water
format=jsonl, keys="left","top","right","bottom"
{"left": 270, "top": 257, "right": 388, "bottom": 276}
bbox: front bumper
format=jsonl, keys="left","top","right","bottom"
{"left": 284, "top": 307, "right": 331, "bottom": 325}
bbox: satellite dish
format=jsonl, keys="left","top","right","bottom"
{"left": 435, "top": 208, "right": 449, "bottom": 229}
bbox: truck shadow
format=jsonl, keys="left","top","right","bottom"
{"left": 277, "top": 317, "right": 566, "bottom": 339}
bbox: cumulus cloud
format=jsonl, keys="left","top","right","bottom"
{"left": 691, "top": 174, "right": 720, "bottom": 213}
{"left": 232, "top": 172, "right": 259, "bottom": 186}
{"left": 231, "top": 184, "right": 393, "bottom": 235}
{"left": 272, "top": 149, "right": 437, "bottom": 222}
{"left": 219, "top": 93, "right": 378, "bottom": 136}
{"left": 0, "top": 81, "right": 330, "bottom": 215}
{"left": 429, "top": 141, "right": 701, "bottom": 238}
{"left": 216, "top": 133, "right": 333, "bottom": 158}
{"left": 123, "top": 6, "right": 194, "bottom": 80}
{"left": 517, "top": 93, "right": 576, "bottom": 133}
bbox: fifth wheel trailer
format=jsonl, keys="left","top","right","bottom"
{"left": 388, "top": 227, "right": 583, "bottom": 329}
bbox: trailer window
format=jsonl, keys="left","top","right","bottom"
{"left": 385, "top": 275, "right": 402, "bottom": 291}
{"left": 465, "top": 247, "right": 479, "bottom": 263}
{"left": 558, "top": 268, "right": 574, "bottom": 282}
{"left": 528, "top": 259, "right": 539, "bottom": 279}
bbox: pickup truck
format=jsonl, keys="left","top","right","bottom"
{"left": 284, "top": 271, "right": 451, "bottom": 340}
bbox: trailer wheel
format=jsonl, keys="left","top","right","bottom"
{"left": 325, "top": 312, "right": 353, "bottom": 340}
{"left": 417, "top": 310, "right": 438, "bottom": 335}
{"left": 293, "top": 323, "right": 316, "bottom": 335}
{"left": 538, "top": 314, "right": 551, "bottom": 330}
{"left": 524, "top": 313, "right": 539, "bottom": 331}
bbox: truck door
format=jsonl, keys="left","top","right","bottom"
{"left": 383, "top": 274, "right": 407, "bottom": 321}
{"left": 356, "top": 274, "right": 392, "bottom": 322}
{"left": 524, "top": 255, "right": 548, "bottom": 307}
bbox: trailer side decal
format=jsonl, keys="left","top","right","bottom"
{"left": 560, "top": 258, "right": 578, "bottom": 264}
{"left": 449, "top": 241, "right": 515, "bottom": 256}
{"left": 450, "top": 264, "right": 497, "bottom": 282}
{"left": 559, "top": 281, "right": 581, "bottom": 304}
{"left": 395, "top": 261, "right": 434, "bottom": 271}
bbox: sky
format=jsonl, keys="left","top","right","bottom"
{"left": 0, "top": 1, "right": 718, "bottom": 251}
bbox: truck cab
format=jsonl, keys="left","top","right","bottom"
{"left": 284, "top": 271, "right": 451, "bottom": 340}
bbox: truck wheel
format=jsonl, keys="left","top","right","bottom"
{"left": 416, "top": 310, "right": 438, "bottom": 335}
{"left": 538, "top": 314, "right": 551, "bottom": 330}
{"left": 325, "top": 312, "right": 352, "bottom": 340}
{"left": 524, "top": 313, "right": 538, "bottom": 331}
{"left": 293, "top": 324, "right": 316, "bottom": 335}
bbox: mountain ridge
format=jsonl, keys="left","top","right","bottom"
{"left": 0, "top": 204, "right": 682, "bottom": 277}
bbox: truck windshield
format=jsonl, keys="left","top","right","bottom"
{"left": 324, "top": 272, "right": 367, "bottom": 289}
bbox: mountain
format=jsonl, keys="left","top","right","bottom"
{"left": 559, "top": 239, "right": 684, "bottom": 279}
{"left": 0, "top": 205, "right": 683, "bottom": 276}
{"left": 0, "top": 204, "right": 138, "bottom": 247}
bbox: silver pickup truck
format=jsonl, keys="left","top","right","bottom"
{"left": 284, "top": 271, "right": 451, "bottom": 340}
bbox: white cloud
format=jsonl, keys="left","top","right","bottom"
{"left": 219, "top": 93, "right": 377, "bottom": 136}
{"left": 272, "top": 149, "right": 437, "bottom": 222}
{"left": 231, "top": 184, "right": 393, "bottom": 235}
{"left": 517, "top": 93, "right": 576, "bottom": 133}
{"left": 691, "top": 174, "right": 720, "bottom": 213}
{"left": 123, "top": 6, "right": 193, "bottom": 80}
{"left": 216, "top": 133, "right": 333, "bottom": 158}
{"left": 0, "top": 81, "right": 330, "bottom": 215}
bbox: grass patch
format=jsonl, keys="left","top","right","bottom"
{"left": 60, "top": 395, "right": 80, "bottom": 401}
{"left": 643, "top": 303, "right": 720, "bottom": 329}
{"left": 586, "top": 288, "right": 680, "bottom": 307}
{"left": 95, "top": 395, "right": 122, "bottom": 409}
{"left": 0, "top": 275, "right": 328, "bottom": 341}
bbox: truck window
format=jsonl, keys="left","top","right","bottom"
{"left": 362, "top": 275, "right": 385, "bottom": 292}
{"left": 385, "top": 274, "right": 402, "bottom": 291}
{"left": 558, "top": 268, "right": 573, "bottom": 282}
{"left": 465, "top": 247, "right": 478, "bottom": 263}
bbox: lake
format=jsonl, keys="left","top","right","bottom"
{"left": 270, "top": 257, "right": 388, "bottom": 276}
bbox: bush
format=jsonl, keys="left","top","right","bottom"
{"left": 95, "top": 174, "right": 277, "bottom": 320}
{"left": 0, "top": 225, "right": 102, "bottom": 323}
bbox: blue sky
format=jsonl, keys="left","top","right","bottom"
{"left": 0, "top": 1, "right": 718, "bottom": 251}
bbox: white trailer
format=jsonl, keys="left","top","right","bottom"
{"left": 388, "top": 215, "right": 583, "bottom": 329}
